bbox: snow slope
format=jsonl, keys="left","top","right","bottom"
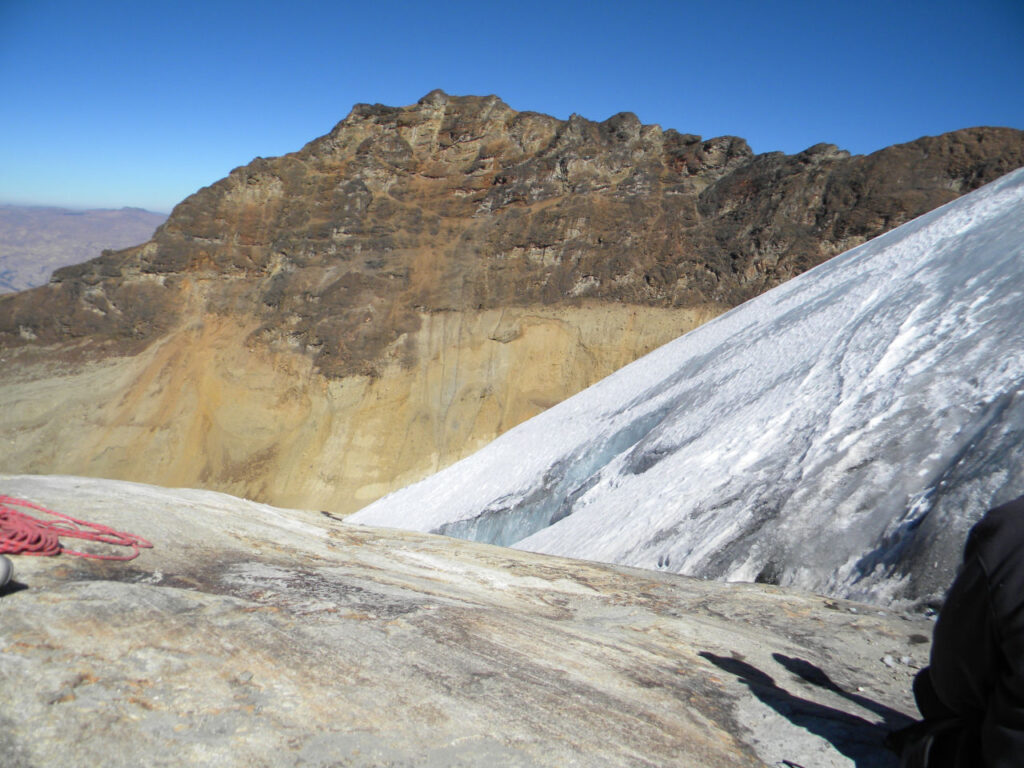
{"left": 350, "top": 168, "right": 1024, "bottom": 608}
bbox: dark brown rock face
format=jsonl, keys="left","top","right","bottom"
{"left": 3, "top": 91, "right": 1022, "bottom": 377}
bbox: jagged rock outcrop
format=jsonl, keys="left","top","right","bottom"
{"left": 0, "top": 474, "right": 928, "bottom": 767}
{"left": 1, "top": 92, "right": 1022, "bottom": 512}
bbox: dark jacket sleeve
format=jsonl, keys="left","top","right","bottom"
{"left": 930, "top": 549, "right": 997, "bottom": 716}
{"left": 930, "top": 498, "right": 1024, "bottom": 767}
{"left": 974, "top": 502, "right": 1024, "bottom": 766}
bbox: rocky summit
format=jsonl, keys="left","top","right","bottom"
{"left": 1, "top": 91, "right": 1023, "bottom": 514}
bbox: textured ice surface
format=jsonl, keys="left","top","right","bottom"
{"left": 351, "top": 168, "right": 1024, "bottom": 608}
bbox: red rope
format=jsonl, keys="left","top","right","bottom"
{"left": 0, "top": 495, "right": 153, "bottom": 560}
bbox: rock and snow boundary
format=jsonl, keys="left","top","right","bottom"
{"left": 351, "top": 168, "right": 1024, "bottom": 610}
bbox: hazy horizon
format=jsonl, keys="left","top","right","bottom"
{"left": 0, "top": 200, "right": 170, "bottom": 215}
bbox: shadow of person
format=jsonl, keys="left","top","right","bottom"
{"left": 700, "top": 651, "right": 912, "bottom": 768}
{"left": 772, "top": 653, "right": 913, "bottom": 732}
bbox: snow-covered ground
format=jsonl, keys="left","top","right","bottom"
{"left": 351, "top": 168, "right": 1024, "bottom": 608}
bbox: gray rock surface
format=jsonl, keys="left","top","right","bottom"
{"left": 0, "top": 475, "right": 931, "bottom": 766}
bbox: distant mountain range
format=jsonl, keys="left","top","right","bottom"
{"left": 1, "top": 91, "right": 1022, "bottom": 519}
{"left": 0, "top": 204, "right": 167, "bottom": 293}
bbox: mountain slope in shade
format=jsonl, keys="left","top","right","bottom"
{"left": 0, "top": 204, "right": 167, "bottom": 293}
{"left": 351, "top": 167, "right": 1024, "bottom": 609}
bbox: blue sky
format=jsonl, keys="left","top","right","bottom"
{"left": 1, "top": 0, "right": 1022, "bottom": 213}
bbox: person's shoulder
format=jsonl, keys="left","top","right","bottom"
{"left": 968, "top": 495, "right": 1024, "bottom": 569}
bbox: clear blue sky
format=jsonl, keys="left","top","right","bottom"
{"left": 2, "top": 0, "right": 1022, "bottom": 213}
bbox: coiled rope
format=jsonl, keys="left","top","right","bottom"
{"left": 0, "top": 495, "right": 152, "bottom": 560}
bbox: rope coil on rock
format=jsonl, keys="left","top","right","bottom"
{"left": 0, "top": 495, "right": 152, "bottom": 560}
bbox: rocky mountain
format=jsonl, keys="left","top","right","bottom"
{"left": 0, "top": 205, "right": 167, "bottom": 293}
{"left": 0, "top": 473, "right": 928, "bottom": 767}
{"left": 1, "top": 91, "right": 1022, "bottom": 514}
{"left": 352, "top": 167, "right": 1024, "bottom": 611}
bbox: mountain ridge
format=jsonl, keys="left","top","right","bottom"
{"left": 4, "top": 92, "right": 1023, "bottom": 371}
{"left": 1, "top": 91, "right": 1023, "bottom": 514}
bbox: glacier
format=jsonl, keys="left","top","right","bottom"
{"left": 350, "top": 167, "right": 1024, "bottom": 609}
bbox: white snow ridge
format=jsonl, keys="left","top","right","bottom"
{"left": 351, "top": 168, "right": 1024, "bottom": 609}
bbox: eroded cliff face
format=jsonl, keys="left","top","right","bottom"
{"left": 1, "top": 91, "right": 1022, "bottom": 512}
{"left": 1, "top": 303, "right": 702, "bottom": 514}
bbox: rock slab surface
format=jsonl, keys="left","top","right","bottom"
{"left": 0, "top": 475, "right": 930, "bottom": 767}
